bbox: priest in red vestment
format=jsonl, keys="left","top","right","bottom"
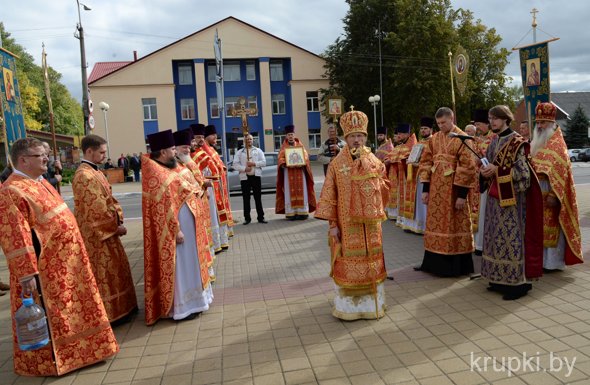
{"left": 315, "top": 108, "right": 390, "bottom": 320}
{"left": 0, "top": 138, "right": 118, "bottom": 376}
{"left": 142, "top": 130, "right": 211, "bottom": 325}
{"left": 72, "top": 134, "right": 138, "bottom": 323}
{"left": 415, "top": 107, "right": 477, "bottom": 276}
{"left": 530, "top": 102, "right": 584, "bottom": 269}
{"left": 276, "top": 124, "right": 316, "bottom": 220}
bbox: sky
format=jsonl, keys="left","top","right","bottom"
{"left": 2, "top": 0, "right": 587, "bottom": 104}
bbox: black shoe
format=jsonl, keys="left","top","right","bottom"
{"left": 386, "top": 276, "right": 394, "bottom": 280}
{"left": 286, "top": 216, "right": 297, "bottom": 221}
{"left": 243, "top": 219, "right": 251, "bottom": 225}
{"left": 178, "top": 312, "right": 200, "bottom": 322}
{"left": 296, "top": 215, "right": 309, "bottom": 220}
{"left": 474, "top": 250, "right": 483, "bottom": 256}
{"left": 221, "top": 245, "right": 229, "bottom": 250}
{"left": 413, "top": 265, "right": 423, "bottom": 271}
{"left": 258, "top": 219, "right": 268, "bottom": 224}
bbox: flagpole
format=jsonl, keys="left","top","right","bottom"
{"left": 42, "top": 44, "right": 61, "bottom": 194}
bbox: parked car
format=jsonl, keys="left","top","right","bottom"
{"left": 227, "top": 152, "right": 278, "bottom": 194}
{"left": 568, "top": 149, "right": 583, "bottom": 162}
{"left": 578, "top": 148, "right": 590, "bottom": 162}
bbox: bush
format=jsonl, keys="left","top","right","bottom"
{"left": 60, "top": 167, "right": 75, "bottom": 185}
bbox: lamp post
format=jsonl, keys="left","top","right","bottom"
{"left": 75, "top": 1, "right": 91, "bottom": 135}
{"left": 368, "top": 95, "right": 380, "bottom": 150}
{"left": 99, "top": 101, "right": 110, "bottom": 159}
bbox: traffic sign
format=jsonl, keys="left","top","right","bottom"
{"left": 88, "top": 114, "right": 95, "bottom": 130}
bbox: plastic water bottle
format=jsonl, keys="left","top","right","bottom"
{"left": 14, "top": 297, "right": 50, "bottom": 351}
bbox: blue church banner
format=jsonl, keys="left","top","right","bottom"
{"left": 519, "top": 41, "right": 550, "bottom": 123}
{"left": 1, "top": 47, "right": 26, "bottom": 148}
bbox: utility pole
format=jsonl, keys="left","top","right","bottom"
{"left": 76, "top": 1, "right": 91, "bottom": 135}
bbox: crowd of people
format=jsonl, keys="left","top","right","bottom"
{"left": 0, "top": 124, "right": 235, "bottom": 375}
{"left": 0, "top": 102, "right": 584, "bottom": 376}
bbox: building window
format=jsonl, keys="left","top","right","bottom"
{"left": 272, "top": 94, "right": 286, "bottom": 115}
{"left": 246, "top": 61, "right": 256, "bottom": 81}
{"left": 306, "top": 91, "right": 319, "bottom": 112}
{"left": 248, "top": 96, "right": 258, "bottom": 116}
{"left": 178, "top": 64, "right": 193, "bottom": 85}
{"left": 207, "top": 64, "right": 216, "bottom": 82}
{"left": 210, "top": 98, "right": 219, "bottom": 118}
{"left": 309, "top": 133, "right": 322, "bottom": 149}
{"left": 180, "top": 98, "right": 195, "bottom": 120}
{"left": 270, "top": 60, "right": 284, "bottom": 81}
{"left": 274, "top": 134, "right": 286, "bottom": 151}
{"left": 142, "top": 98, "right": 157, "bottom": 120}
{"left": 225, "top": 96, "right": 239, "bottom": 115}
{"left": 224, "top": 62, "right": 241, "bottom": 81}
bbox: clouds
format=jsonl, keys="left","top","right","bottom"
{"left": 3, "top": 0, "right": 586, "bottom": 103}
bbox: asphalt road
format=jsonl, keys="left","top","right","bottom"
{"left": 65, "top": 166, "right": 590, "bottom": 220}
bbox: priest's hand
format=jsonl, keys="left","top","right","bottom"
{"left": 21, "top": 277, "right": 37, "bottom": 296}
{"left": 247, "top": 161, "right": 256, "bottom": 167}
{"left": 480, "top": 164, "right": 497, "bottom": 178}
{"left": 455, "top": 197, "right": 466, "bottom": 210}
{"left": 546, "top": 194, "right": 559, "bottom": 207}
{"left": 245, "top": 166, "right": 252, "bottom": 173}
{"left": 422, "top": 192, "right": 429, "bottom": 205}
{"left": 116, "top": 225, "right": 127, "bottom": 236}
{"left": 203, "top": 180, "right": 213, "bottom": 188}
{"left": 54, "top": 159, "right": 62, "bottom": 171}
{"left": 176, "top": 230, "right": 185, "bottom": 244}
{"left": 329, "top": 226, "right": 340, "bottom": 241}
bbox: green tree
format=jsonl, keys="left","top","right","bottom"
{"left": 564, "top": 104, "right": 590, "bottom": 148}
{"left": 322, "top": 0, "right": 513, "bottom": 138}
{"left": 1, "top": 23, "right": 82, "bottom": 135}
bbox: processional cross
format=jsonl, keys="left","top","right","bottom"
{"left": 230, "top": 96, "right": 257, "bottom": 160}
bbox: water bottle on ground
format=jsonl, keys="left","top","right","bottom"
{"left": 15, "top": 296, "right": 50, "bottom": 351}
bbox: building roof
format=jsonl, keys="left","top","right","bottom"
{"left": 88, "top": 61, "right": 131, "bottom": 83}
{"left": 88, "top": 16, "right": 323, "bottom": 85}
{"left": 551, "top": 92, "right": 590, "bottom": 119}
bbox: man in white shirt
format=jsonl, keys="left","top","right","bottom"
{"left": 232, "top": 134, "right": 267, "bottom": 224}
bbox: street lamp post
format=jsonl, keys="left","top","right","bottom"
{"left": 75, "top": 1, "right": 91, "bottom": 135}
{"left": 99, "top": 101, "right": 110, "bottom": 159}
{"left": 368, "top": 95, "right": 380, "bottom": 151}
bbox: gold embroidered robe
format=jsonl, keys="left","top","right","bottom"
{"left": 396, "top": 134, "right": 418, "bottom": 221}
{"left": 375, "top": 139, "right": 394, "bottom": 163}
{"left": 202, "top": 143, "right": 234, "bottom": 227}
{"left": 0, "top": 174, "right": 118, "bottom": 376}
{"left": 385, "top": 145, "right": 400, "bottom": 215}
{"left": 193, "top": 148, "right": 229, "bottom": 227}
{"left": 276, "top": 138, "right": 317, "bottom": 215}
{"left": 531, "top": 127, "right": 583, "bottom": 264}
{"left": 141, "top": 156, "right": 210, "bottom": 325}
{"left": 315, "top": 146, "right": 390, "bottom": 291}
{"left": 175, "top": 162, "right": 215, "bottom": 274}
{"left": 183, "top": 160, "right": 215, "bottom": 252}
{"left": 72, "top": 163, "right": 138, "bottom": 322}
{"left": 418, "top": 127, "right": 477, "bottom": 255}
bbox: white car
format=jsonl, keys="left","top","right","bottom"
{"left": 568, "top": 149, "right": 582, "bottom": 162}
{"left": 227, "top": 152, "right": 278, "bottom": 194}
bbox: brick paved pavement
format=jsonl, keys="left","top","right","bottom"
{"left": 1, "top": 180, "right": 590, "bottom": 384}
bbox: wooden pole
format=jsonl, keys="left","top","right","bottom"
{"left": 448, "top": 51, "right": 456, "bottom": 122}
{"left": 42, "top": 44, "right": 60, "bottom": 194}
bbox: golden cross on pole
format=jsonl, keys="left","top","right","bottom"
{"left": 531, "top": 8, "right": 539, "bottom": 27}
{"left": 229, "top": 96, "right": 257, "bottom": 160}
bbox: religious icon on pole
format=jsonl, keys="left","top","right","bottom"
{"left": 453, "top": 46, "right": 469, "bottom": 97}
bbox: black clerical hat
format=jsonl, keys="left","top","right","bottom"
{"left": 147, "top": 129, "right": 174, "bottom": 152}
